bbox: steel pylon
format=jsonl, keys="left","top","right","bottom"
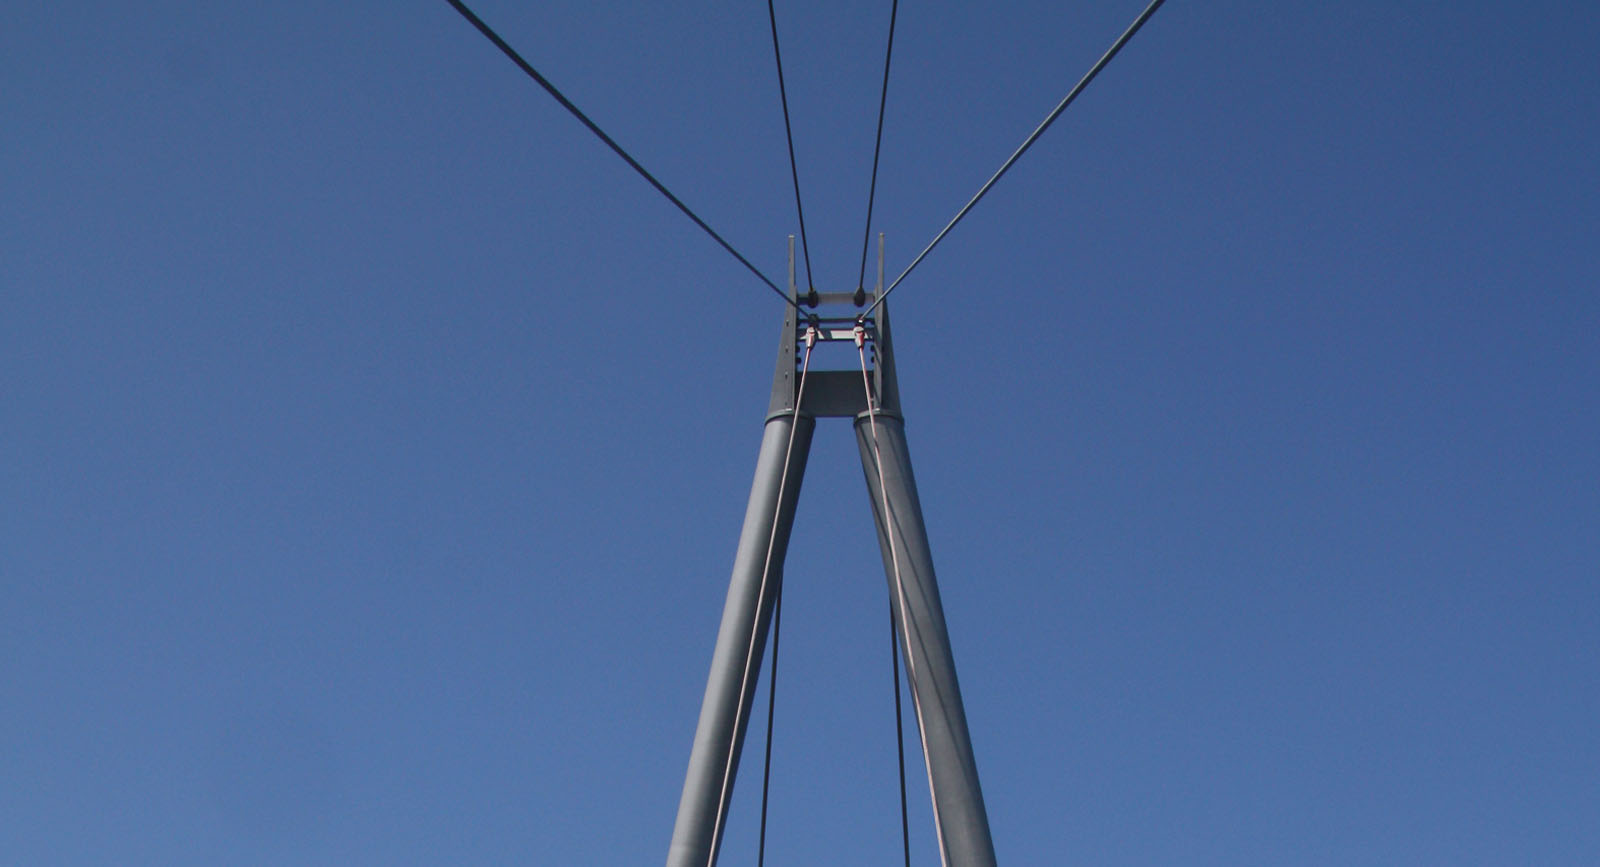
{"left": 665, "top": 238, "right": 997, "bottom": 867}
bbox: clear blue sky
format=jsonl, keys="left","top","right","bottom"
{"left": 4, "top": 1, "right": 1597, "bottom": 863}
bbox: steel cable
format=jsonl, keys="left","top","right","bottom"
{"left": 857, "top": 0, "right": 901, "bottom": 297}
{"left": 866, "top": 0, "right": 1169, "bottom": 315}
{"left": 767, "top": 0, "right": 816, "bottom": 296}
{"left": 890, "top": 606, "right": 912, "bottom": 867}
{"left": 443, "top": 0, "right": 797, "bottom": 310}
{"left": 756, "top": 579, "right": 782, "bottom": 867}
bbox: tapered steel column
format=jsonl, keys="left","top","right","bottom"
{"left": 857, "top": 412, "right": 997, "bottom": 867}
{"left": 666, "top": 411, "right": 815, "bottom": 867}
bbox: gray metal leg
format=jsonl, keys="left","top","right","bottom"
{"left": 666, "top": 413, "right": 815, "bottom": 867}
{"left": 856, "top": 412, "right": 998, "bottom": 867}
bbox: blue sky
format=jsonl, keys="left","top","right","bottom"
{"left": 4, "top": 1, "right": 1597, "bottom": 863}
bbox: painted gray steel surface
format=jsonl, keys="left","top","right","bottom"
{"left": 857, "top": 412, "right": 998, "bottom": 867}
{"left": 665, "top": 413, "right": 814, "bottom": 867}
{"left": 668, "top": 269, "right": 995, "bottom": 864}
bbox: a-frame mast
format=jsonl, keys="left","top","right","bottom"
{"left": 666, "top": 238, "right": 996, "bottom": 866}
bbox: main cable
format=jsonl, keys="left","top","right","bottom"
{"left": 856, "top": 0, "right": 900, "bottom": 295}
{"left": 866, "top": 0, "right": 1168, "bottom": 315}
{"left": 767, "top": 0, "right": 816, "bottom": 295}
{"left": 443, "top": 0, "right": 797, "bottom": 311}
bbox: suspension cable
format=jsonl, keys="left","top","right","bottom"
{"left": 866, "top": 0, "right": 1169, "bottom": 315}
{"left": 856, "top": 325, "right": 949, "bottom": 867}
{"left": 856, "top": 0, "right": 900, "bottom": 295}
{"left": 443, "top": 0, "right": 797, "bottom": 311}
{"left": 706, "top": 325, "right": 816, "bottom": 867}
{"left": 767, "top": 0, "right": 816, "bottom": 295}
{"left": 890, "top": 605, "right": 911, "bottom": 867}
{"left": 756, "top": 578, "right": 783, "bottom": 867}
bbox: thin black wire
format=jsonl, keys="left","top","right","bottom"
{"left": 890, "top": 605, "right": 912, "bottom": 867}
{"left": 757, "top": 579, "right": 783, "bottom": 866}
{"left": 857, "top": 0, "right": 900, "bottom": 295}
{"left": 444, "top": 0, "right": 797, "bottom": 310}
{"left": 866, "top": 0, "right": 1168, "bottom": 315}
{"left": 767, "top": 0, "right": 815, "bottom": 295}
